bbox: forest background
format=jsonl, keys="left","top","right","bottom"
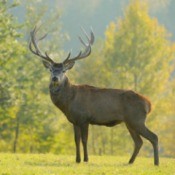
{"left": 0, "top": 0, "right": 175, "bottom": 158}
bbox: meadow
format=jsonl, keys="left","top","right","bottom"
{"left": 0, "top": 154, "right": 174, "bottom": 175}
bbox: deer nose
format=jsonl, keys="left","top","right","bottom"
{"left": 52, "top": 77, "right": 58, "bottom": 82}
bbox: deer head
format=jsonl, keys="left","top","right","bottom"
{"left": 29, "top": 26, "right": 95, "bottom": 89}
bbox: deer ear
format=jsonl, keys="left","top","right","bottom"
{"left": 63, "top": 61, "right": 75, "bottom": 71}
{"left": 42, "top": 60, "right": 51, "bottom": 69}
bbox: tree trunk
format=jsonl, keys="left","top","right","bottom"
{"left": 102, "top": 137, "right": 106, "bottom": 154}
{"left": 13, "top": 116, "right": 20, "bottom": 153}
{"left": 110, "top": 128, "right": 114, "bottom": 155}
{"left": 91, "top": 126, "right": 96, "bottom": 154}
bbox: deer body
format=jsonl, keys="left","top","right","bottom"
{"left": 50, "top": 76, "right": 150, "bottom": 126}
{"left": 29, "top": 26, "right": 159, "bottom": 165}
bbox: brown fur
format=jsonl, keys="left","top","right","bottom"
{"left": 29, "top": 25, "right": 158, "bottom": 165}
{"left": 49, "top": 76, "right": 159, "bottom": 165}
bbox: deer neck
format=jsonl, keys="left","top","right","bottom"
{"left": 49, "top": 76, "right": 73, "bottom": 115}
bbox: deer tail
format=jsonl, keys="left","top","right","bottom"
{"left": 145, "top": 99, "right": 151, "bottom": 114}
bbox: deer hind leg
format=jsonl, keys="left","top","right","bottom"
{"left": 126, "top": 124, "right": 143, "bottom": 164}
{"left": 132, "top": 123, "right": 159, "bottom": 166}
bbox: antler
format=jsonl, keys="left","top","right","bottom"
{"left": 29, "top": 26, "right": 54, "bottom": 64}
{"left": 63, "top": 27, "right": 95, "bottom": 66}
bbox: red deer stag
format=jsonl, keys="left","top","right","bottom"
{"left": 29, "top": 26, "right": 159, "bottom": 165}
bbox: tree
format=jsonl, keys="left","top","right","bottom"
{"left": 11, "top": 0, "right": 65, "bottom": 153}
{"left": 104, "top": 0, "right": 175, "bottom": 156}
{"left": 0, "top": 0, "right": 68, "bottom": 153}
{"left": 0, "top": 0, "right": 25, "bottom": 151}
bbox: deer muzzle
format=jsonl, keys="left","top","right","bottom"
{"left": 51, "top": 77, "right": 59, "bottom": 87}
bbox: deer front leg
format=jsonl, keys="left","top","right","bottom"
{"left": 80, "top": 123, "right": 89, "bottom": 162}
{"left": 73, "top": 125, "right": 81, "bottom": 163}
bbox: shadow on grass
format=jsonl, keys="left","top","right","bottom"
{"left": 24, "top": 159, "right": 131, "bottom": 168}
{"left": 24, "top": 161, "right": 72, "bottom": 167}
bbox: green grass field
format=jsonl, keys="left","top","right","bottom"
{"left": 0, "top": 153, "right": 174, "bottom": 175}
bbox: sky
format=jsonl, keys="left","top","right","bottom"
{"left": 10, "top": 0, "right": 175, "bottom": 53}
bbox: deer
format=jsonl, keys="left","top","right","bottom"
{"left": 29, "top": 26, "right": 159, "bottom": 166}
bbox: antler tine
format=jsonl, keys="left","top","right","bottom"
{"left": 39, "top": 33, "right": 48, "bottom": 41}
{"left": 80, "top": 26, "right": 90, "bottom": 45}
{"left": 70, "top": 51, "right": 82, "bottom": 61}
{"left": 63, "top": 52, "right": 71, "bottom": 64}
{"left": 29, "top": 26, "right": 54, "bottom": 64}
{"left": 80, "top": 26, "right": 95, "bottom": 45}
{"left": 29, "top": 39, "right": 37, "bottom": 55}
{"left": 29, "top": 29, "right": 43, "bottom": 57}
{"left": 78, "top": 36, "right": 87, "bottom": 47}
{"left": 90, "top": 27, "right": 95, "bottom": 45}
{"left": 63, "top": 27, "right": 95, "bottom": 64}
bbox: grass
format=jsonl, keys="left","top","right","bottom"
{"left": 0, "top": 153, "right": 174, "bottom": 175}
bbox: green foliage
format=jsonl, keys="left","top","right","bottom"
{"left": 0, "top": 153, "right": 174, "bottom": 175}
{"left": 104, "top": 0, "right": 175, "bottom": 157}
{"left": 105, "top": 0, "right": 174, "bottom": 94}
{"left": 0, "top": 0, "right": 174, "bottom": 159}
{"left": 0, "top": 0, "right": 67, "bottom": 154}
{"left": 0, "top": 0, "right": 25, "bottom": 151}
